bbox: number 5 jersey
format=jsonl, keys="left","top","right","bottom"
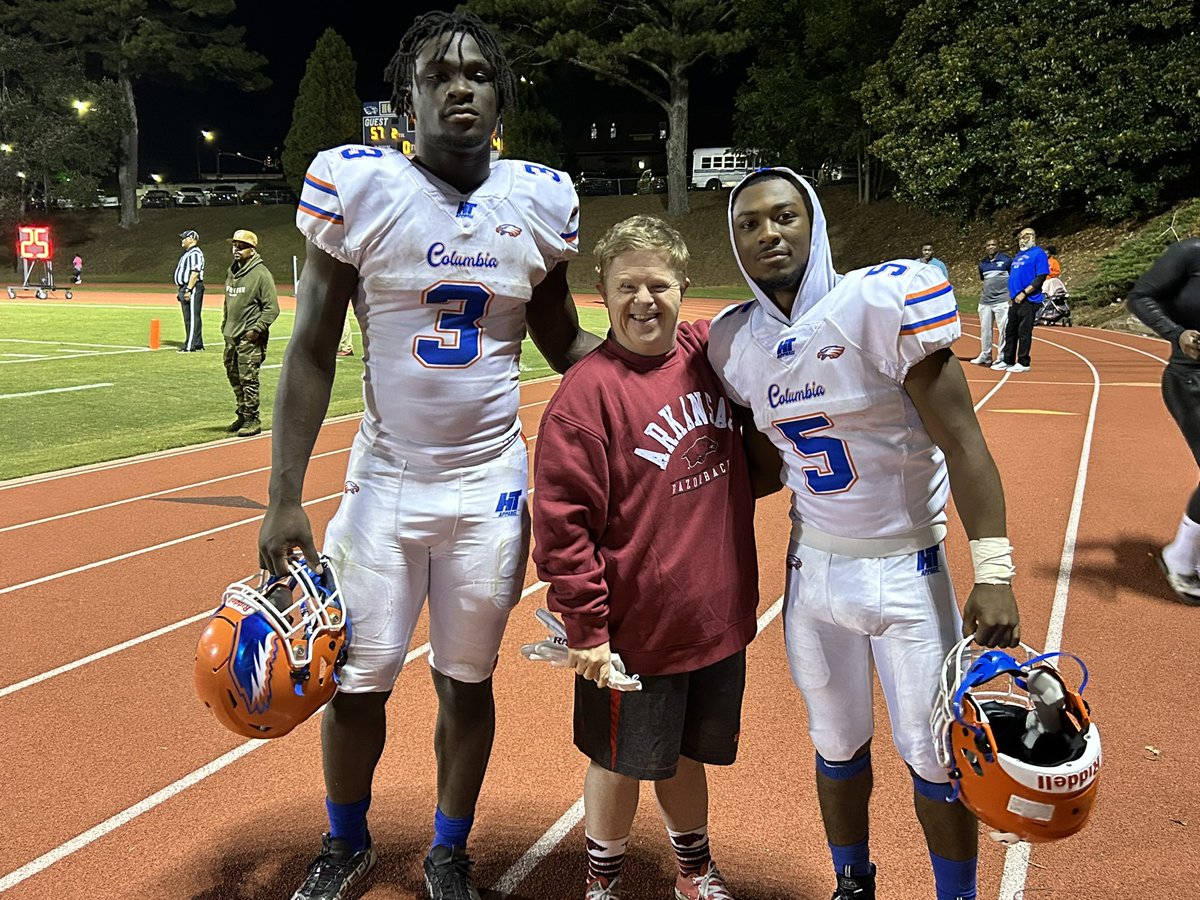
{"left": 708, "top": 170, "right": 962, "bottom": 556}
{"left": 297, "top": 145, "right": 580, "bottom": 468}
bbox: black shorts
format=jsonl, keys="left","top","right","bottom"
{"left": 573, "top": 649, "right": 746, "bottom": 780}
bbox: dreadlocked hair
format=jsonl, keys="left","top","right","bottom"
{"left": 385, "top": 10, "right": 516, "bottom": 120}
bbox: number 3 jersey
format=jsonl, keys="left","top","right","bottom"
{"left": 297, "top": 146, "right": 580, "bottom": 468}
{"left": 708, "top": 172, "right": 961, "bottom": 554}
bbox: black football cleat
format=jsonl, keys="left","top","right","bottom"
{"left": 424, "top": 844, "right": 481, "bottom": 900}
{"left": 291, "top": 832, "right": 376, "bottom": 900}
{"left": 831, "top": 864, "right": 876, "bottom": 900}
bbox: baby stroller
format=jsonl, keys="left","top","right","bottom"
{"left": 1036, "top": 277, "right": 1071, "bottom": 327}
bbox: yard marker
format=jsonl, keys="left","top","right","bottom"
{"left": 149, "top": 318, "right": 159, "bottom": 350}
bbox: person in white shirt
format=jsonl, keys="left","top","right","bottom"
{"left": 257, "top": 12, "right": 599, "bottom": 900}
{"left": 708, "top": 168, "right": 1020, "bottom": 900}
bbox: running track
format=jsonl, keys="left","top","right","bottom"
{"left": 1, "top": 301, "right": 1196, "bottom": 899}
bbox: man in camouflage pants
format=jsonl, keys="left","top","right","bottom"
{"left": 222, "top": 229, "right": 279, "bottom": 437}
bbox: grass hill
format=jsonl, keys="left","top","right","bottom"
{"left": 10, "top": 186, "right": 1196, "bottom": 327}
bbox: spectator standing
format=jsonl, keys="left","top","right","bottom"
{"left": 533, "top": 216, "right": 773, "bottom": 900}
{"left": 971, "top": 238, "right": 1012, "bottom": 366}
{"left": 1127, "top": 238, "right": 1200, "bottom": 605}
{"left": 919, "top": 242, "right": 950, "bottom": 281}
{"left": 174, "top": 230, "right": 205, "bottom": 352}
{"left": 72, "top": 254, "right": 83, "bottom": 284}
{"left": 337, "top": 312, "right": 355, "bottom": 357}
{"left": 994, "top": 227, "right": 1049, "bottom": 373}
{"left": 221, "top": 229, "right": 278, "bottom": 437}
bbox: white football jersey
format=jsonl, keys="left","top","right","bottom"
{"left": 297, "top": 145, "right": 579, "bottom": 468}
{"left": 709, "top": 260, "right": 961, "bottom": 550}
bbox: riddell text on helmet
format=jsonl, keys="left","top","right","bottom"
{"left": 1036, "top": 757, "right": 1100, "bottom": 793}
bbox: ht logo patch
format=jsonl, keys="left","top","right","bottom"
{"left": 776, "top": 338, "right": 796, "bottom": 360}
{"left": 916, "top": 545, "right": 941, "bottom": 577}
{"left": 495, "top": 490, "right": 523, "bottom": 517}
{"left": 456, "top": 200, "right": 477, "bottom": 218}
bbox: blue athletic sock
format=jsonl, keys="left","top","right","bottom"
{"left": 432, "top": 807, "right": 474, "bottom": 852}
{"left": 929, "top": 851, "right": 976, "bottom": 900}
{"left": 326, "top": 795, "right": 371, "bottom": 855}
{"left": 829, "top": 837, "right": 871, "bottom": 878}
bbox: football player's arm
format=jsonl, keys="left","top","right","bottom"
{"left": 735, "top": 404, "right": 784, "bottom": 498}
{"left": 526, "top": 261, "right": 602, "bottom": 374}
{"left": 1127, "top": 242, "right": 1200, "bottom": 358}
{"left": 259, "top": 241, "right": 358, "bottom": 575}
{"left": 904, "top": 347, "right": 1020, "bottom": 648}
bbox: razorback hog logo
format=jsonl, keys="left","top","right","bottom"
{"left": 817, "top": 345, "right": 846, "bottom": 360}
{"left": 681, "top": 435, "right": 719, "bottom": 468}
{"left": 496, "top": 223, "right": 523, "bottom": 237}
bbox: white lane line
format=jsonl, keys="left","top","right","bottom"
{"left": 1, "top": 609, "right": 214, "bottom": 699}
{"left": 0, "top": 448, "right": 350, "bottom": 534}
{"left": 0, "top": 580, "right": 553, "bottom": 892}
{"left": 490, "top": 594, "right": 785, "bottom": 898}
{"left": 0, "top": 383, "right": 113, "bottom": 400}
{"left": 0, "top": 493, "right": 341, "bottom": 596}
{"left": 997, "top": 335, "right": 1100, "bottom": 900}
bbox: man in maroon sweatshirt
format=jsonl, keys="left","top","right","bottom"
{"left": 532, "top": 215, "right": 779, "bottom": 900}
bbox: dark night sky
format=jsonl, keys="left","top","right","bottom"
{"left": 136, "top": 1, "right": 744, "bottom": 182}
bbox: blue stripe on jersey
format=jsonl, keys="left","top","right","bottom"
{"left": 298, "top": 199, "right": 344, "bottom": 224}
{"left": 903, "top": 283, "right": 953, "bottom": 306}
{"left": 561, "top": 228, "right": 579, "bottom": 240}
{"left": 900, "top": 308, "right": 958, "bottom": 335}
{"left": 304, "top": 175, "right": 339, "bottom": 197}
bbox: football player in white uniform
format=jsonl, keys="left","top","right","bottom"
{"left": 707, "top": 169, "right": 1021, "bottom": 900}
{"left": 257, "top": 12, "right": 600, "bottom": 900}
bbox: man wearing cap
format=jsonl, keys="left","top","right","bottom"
{"left": 222, "top": 229, "right": 279, "bottom": 436}
{"left": 174, "top": 230, "right": 205, "bottom": 352}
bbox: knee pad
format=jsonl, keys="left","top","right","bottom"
{"left": 816, "top": 751, "right": 871, "bottom": 781}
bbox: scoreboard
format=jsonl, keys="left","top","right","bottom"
{"left": 362, "top": 101, "right": 416, "bottom": 155}
{"left": 17, "top": 225, "right": 52, "bottom": 260}
{"left": 361, "top": 101, "right": 503, "bottom": 158}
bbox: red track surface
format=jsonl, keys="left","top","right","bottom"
{"left": 2, "top": 302, "right": 1196, "bottom": 899}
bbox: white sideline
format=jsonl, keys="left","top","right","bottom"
{"left": 997, "top": 335, "right": 1101, "bottom": 900}
{"left": 489, "top": 595, "right": 786, "bottom": 898}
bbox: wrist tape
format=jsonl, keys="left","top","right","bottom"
{"left": 970, "top": 537, "right": 1015, "bottom": 585}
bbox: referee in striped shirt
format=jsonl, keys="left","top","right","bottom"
{"left": 175, "top": 230, "right": 206, "bottom": 352}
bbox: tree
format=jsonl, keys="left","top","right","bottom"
{"left": 500, "top": 80, "right": 563, "bottom": 170}
{"left": 1, "top": 0, "right": 269, "bottom": 227}
{"left": 859, "top": 0, "right": 1200, "bottom": 220}
{"left": 282, "top": 29, "right": 362, "bottom": 194}
{"left": 733, "top": 0, "right": 915, "bottom": 205}
{"left": 0, "top": 35, "right": 127, "bottom": 220}
{"left": 467, "top": 0, "right": 749, "bottom": 216}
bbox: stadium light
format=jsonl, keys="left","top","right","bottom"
{"left": 0, "top": 143, "right": 12, "bottom": 153}
{"left": 150, "top": 173, "right": 163, "bottom": 184}
{"left": 16, "top": 171, "right": 25, "bottom": 179}
{"left": 72, "top": 99, "right": 93, "bottom": 116}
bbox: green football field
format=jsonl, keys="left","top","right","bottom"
{"left": 0, "top": 300, "right": 611, "bottom": 482}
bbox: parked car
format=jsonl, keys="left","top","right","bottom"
{"left": 141, "top": 189, "right": 173, "bottom": 208}
{"left": 635, "top": 170, "right": 667, "bottom": 195}
{"left": 573, "top": 171, "right": 619, "bottom": 196}
{"left": 207, "top": 184, "right": 241, "bottom": 206}
{"left": 242, "top": 184, "right": 297, "bottom": 206}
{"left": 98, "top": 193, "right": 120, "bottom": 208}
{"left": 174, "top": 186, "right": 209, "bottom": 207}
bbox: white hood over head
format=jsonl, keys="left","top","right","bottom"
{"left": 727, "top": 167, "right": 840, "bottom": 324}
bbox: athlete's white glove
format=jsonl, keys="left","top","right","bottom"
{"left": 520, "top": 608, "right": 642, "bottom": 692}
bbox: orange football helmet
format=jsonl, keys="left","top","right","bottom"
{"left": 931, "top": 639, "right": 1101, "bottom": 844}
{"left": 194, "top": 554, "right": 348, "bottom": 739}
